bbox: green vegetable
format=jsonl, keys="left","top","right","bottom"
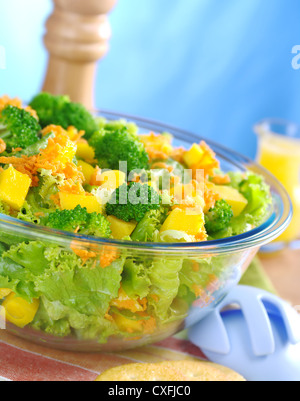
{"left": 148, "top": 257, "right": 184, "bottom": 321}
{"left": 0, "top": 105, "right": 41, "bottom": 151}
{"left": 47, "top": 205, "right": 112, "bottom": 238}
{"left": 122, "top": 258, "right": 151, "bottom": 300}
{"left": 15, "top": 133, "right": 55, "bottom": 157}
{"left": 106, "top": 182, "right": 161, "bottom": 223}
{"left": 29, "top": 93, "right": 98, "bottom": 139}
{"left": 89, "top": 127, "right": 149, "bottom": 172}
{"left": 131, "top": 208, "right": 167, "bottom": 242}
{"left": 205, "top": 199, "right": 234, "bottom": 235}
{"left": 238, "top": 173, "right": 272, "bottom": 226}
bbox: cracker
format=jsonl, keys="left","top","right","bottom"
{"left": 96, "top": 360, "right": 245, "bottom": 382}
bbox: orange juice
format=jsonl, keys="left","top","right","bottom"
{"left": 256, "top": 121, "right": 300, "bottom": 243}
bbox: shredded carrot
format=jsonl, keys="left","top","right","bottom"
{"left": 0, "top": 139, "right": 6, "bottom": 154}
{"left": 211, "top": 174, "right": 231, "bottom": 185}
{"left": 140, "top": 132, "right": 173, "bottom": 161}
{"left": 142, "top": 316, "right": 157, "bottom": 334}
{"left": 89, "top": 166, "right": 102, "bottom": 186}
{"left": 192, "top": 284, "right": 205, "bottom": 298}
{"left": 99, "top": 246, "right": 119, "bottom": 268}
{"left": 190, "top": 141, "right": 220, "bottom": 179}
{"left": 150, "top": 293, "right": 160, "bottom": 303}
{"left": 59, "top": 180, "right": 85, "bottom": 195}
{"left": 70, "top": 241, "right": 97, "bottom": 264}
{"left": 0, "top": 95, "right": 38, "bottom": 119}
{"left": 192, "top": 261, "right": 199, "bottom": 272}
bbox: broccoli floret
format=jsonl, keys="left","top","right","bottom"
{"left": 106, "top": 182, "right": 161, "bottom": 223}
{"left": 29, "top": 93, "right": 98, "bottom": 139}
{"left": 205, "top": 199, "right": 234, "bottom": 235}
{"left": 0, "top": 105, "right": 41, "bottom": 151}
{"left": 47, "top": 205, "right": 112, "bottom": 238}
{"left": 88, "top": 127, "right": 149, "bottom": 173}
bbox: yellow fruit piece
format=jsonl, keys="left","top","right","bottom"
{"left": 183, "top": 144, "right": 205, "bottom": 168}
{"left": 99, "top": 170, "right": 126, "bottom": 191}
{"left": 59, "top": 192, "right": 102, "bottom": 214}
{"left": 78, "top": 160, "right": 95, "bottom": 184}
{"left": 112, "top": 313, "right": 143, "bottom": 334}
{"left": 63, "top": 139, "right": 77, "bottom": 162}
{"left": 107, "top": 216, "right": 137, "bottom": 240}
{"left": 0, "top": 288, "right": 12, "bottom": 299}
{"left": 2, "top": 293, "right": 40, "bottom": 328}
{"left": 0, "top": 166, "right": 31, "bottom": 210}
{"left": 76, "top": 142, "right": 95, "bottom": 162}
{"left": 212, "top": 185, "right": 248, "bottom": 217}
{"left": 160, "top": 208, "right": 205, "bottom": 237}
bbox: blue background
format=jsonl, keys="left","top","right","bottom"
{"left": 0, "top": 0, "right": 300, "bottom": 158}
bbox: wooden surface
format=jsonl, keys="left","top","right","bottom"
{"left": 42, "top": 0, "right": 117, "bottom": 108}
{"left": 261, "top": 249, "right": 300, "bottom": 307}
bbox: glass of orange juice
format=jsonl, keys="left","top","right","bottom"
{"left": 255, "top": 119, "right": 300, "bottom": 246}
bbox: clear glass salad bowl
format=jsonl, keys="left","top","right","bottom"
{"left": 0, "top": 112, "right": 292, "bottom": 352}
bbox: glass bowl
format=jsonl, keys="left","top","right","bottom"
{"left": 0, "top": 112, "right": 292, "bottom": 352}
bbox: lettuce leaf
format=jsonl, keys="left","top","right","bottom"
{"left": 122, "top": 258, "right": 151, "bottom": 300}
{"left": 148, "top": 257, "right": 184, "bottom": 321}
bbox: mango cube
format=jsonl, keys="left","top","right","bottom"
{"left": 212, "top": 185, "right": 248, "bottom": 217}
{"left": 183, "top": 144, "right": 204, "bottom": 168}
{"left": 107, "top": 216, "right": 137, "bottom": 240}
{"left": 160, "top": 208, "right": 205, "bottom": 237}
{"left": 76, "top": 142, "right": 95, "bottom": 162}
{"left": 2, "top": 293, "right": 40, "bottom": 328}
{"left": 0, "top": 166, "right": 31, "bottom": 210}
{"left": 99, "top": 170, "right": 126, "bottom": 191}
{"left": 59, "top": 192, "right": 102, "bottom": 214}
{"left": 0, "top": 288, "right": 12, "bottom": 299}
{"left": 78, "top": 160, "right": 95, "bottom": 184}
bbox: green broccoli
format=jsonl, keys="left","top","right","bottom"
{"left": 106, "top": 182, "right": 161, "bottom": 223}
{"left": 15, "top": 133, "right": 55, "bottom": 157}
{"left": 205, "top": 199, "right": 234, "bottom": 235}
{"left": 0, "top": 105, "right": 41, "bottom": 151}
{"left": 88, "top": 127, "right": 149, "bottom": 173}
{"left": 47, "top": 205, "right": 112, "bottom": 238}
{"left": 29, "top": 93, "right": 98, "bottom": 139}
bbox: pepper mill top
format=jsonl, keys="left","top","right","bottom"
{"left": 43, "top": 0, "right": 117, "bottom": 109}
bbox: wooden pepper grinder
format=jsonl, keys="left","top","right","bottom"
{"left": 42, "top": 0, "right": 117, "bottom": 109}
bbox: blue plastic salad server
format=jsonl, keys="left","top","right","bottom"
{"left": 188, "top": 285, "right": 300, "bottom": 381}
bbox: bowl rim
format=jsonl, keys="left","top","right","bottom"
{"left": 0, "top": 110, "right": 293, "bottom": 255}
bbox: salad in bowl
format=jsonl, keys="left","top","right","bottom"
{"left": 0, "top": 93, "right": 291, "bottom": 351}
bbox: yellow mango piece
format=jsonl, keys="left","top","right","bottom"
{"left": 107, "top": 216, "right": 137, "bottom": 240}
{"left": 61, "top": 139, "right": 77, "bottom": 163}
{"left": 99, "top": 170, "right": 126, "bottom": 191}
{"left": 160, "top": 208, "right": 205, "bottom": 237}
{"left": 78, "top": 160, "right": 95, "bottom": 184}
{"left": 183, "top": 144, "right": 204, "bottom": 168}
{"left": 76, "top": 142, "right": 95, "bottom": 162}
{"left": 59, "top": 192, "right": 102, "bottom": 214}
{"left": 212, "top": 185, "right": 248, "bottom": 217}
{"left": 112, "top": 313, "right": 143, "bottom": 334}
{"left": 0, "top": 166, "right": 31, "bottom": 210}
{"left": 0, "top": 288, "right": 12, "bottom": 299}
{"left": 2, "top": 293, "right": 40, "bottom": 328}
